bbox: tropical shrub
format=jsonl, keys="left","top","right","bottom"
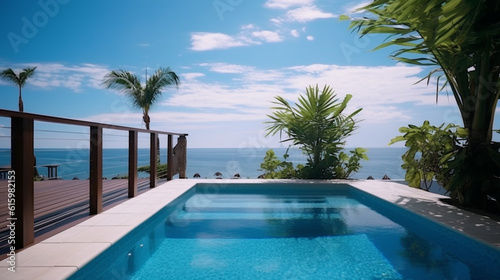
{"left": 334, "top": 148, "right": 369, "bottom": 180}
{"left": 259, "top": 149, "right": 301, "bottom": 179}
{"left": 264, "top": 84, "right": 367, "bottom": 179}
{"left": 389, "top": 121, "right": 467, "bottom": 191}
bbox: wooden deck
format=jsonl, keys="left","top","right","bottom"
{"left": 0, "top": 178, "right": 161, "bottom": 255}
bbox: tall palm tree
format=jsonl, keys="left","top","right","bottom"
{"left": 345, "top": 0, "right": 500, "bottom": 208}
{"left": 102, "top": 67, "right": 180, "bottom": 129}
{"left": 0, "top": 66, "right": 37, "bottom": 112}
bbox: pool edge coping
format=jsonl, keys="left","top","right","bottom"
{"left": 1, "top": 179, "right": 499, "bottom": 280}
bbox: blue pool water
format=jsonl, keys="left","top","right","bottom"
{"left": 68, "top": 183, "right": 500, "bottom": 280}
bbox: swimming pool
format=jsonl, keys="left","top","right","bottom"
{"left": 68, "top": 182, "right": 500, "bottom": 280}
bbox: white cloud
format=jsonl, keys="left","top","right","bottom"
{"left": 0, "top": 62, "right": 109, "bottom": 92}
{"left": 285, "top": 64, "right": 452, "bottom": 110}
{"left": 162, "top": 63, "right": 452, "bottom": 121}
{"left": 183, "top": 73, "right": 205, "bottom": 81}
{"left": 199, "top": 63, "right": 286, "bottom": 83}
{"left": 241, "top": 24, "right": 255, "bottom": 29}
{"left": 270, "top": 18, "right": 281, "bottom": 25}
{"left": 199, "top": 63, "right": 254, "bottom": 74}
{"left": 288, "top": 64, "right": 329, "bottom": 73}
{"left": 190, "top": 32, "right": 251, "bottom": 51}
{"left": 358, "top": 105, "right": 411, "bottom": 123}
{"left": 78, "top": 62, "right": 460, "bottom": 147}
{"left": 86, "top": 110, "right": 261, "bottom": 125}
{"left": 343, "top": 1, "right": 372, "bottom": 15}
{"left": 264, "top": 0, "right": 314, "bottom": 9}
{"left": 307, "top": 35, "right": 314, "bottom": 40}
{"left": 252, "top": 30, "right": 282, "bottom": 42}
{"left": 243, "top": 69, "right": 285, "bottom": 82}
{"left": 190, "top": 26, "right": 283, "bottom": 51}
{"left": 285, "top": 6, "right": 336, "bottom": 22}
{"left": 189, "top": 4, "right": 332, "bottom": 52}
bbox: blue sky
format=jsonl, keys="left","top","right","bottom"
{"left": 1, "top": 0, "right": 496, "bottom": 149}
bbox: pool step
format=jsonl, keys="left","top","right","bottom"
{"left": 183, "top": 196, "right": 365, "bottom": 210}
{"left": 165, "top": 215, "right": 351, "bottom": 238}
{"left": 182, "top": 206, "right": 343, "bottom": 214}
{"left": 176, "top": 211, "right": 343, "bottom": 220}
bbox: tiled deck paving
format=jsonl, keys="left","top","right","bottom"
{"left": 0, "top": 179, "right": 155, "bottom": 254}
{"left": 1, "top": 179, "right": 499, "bottom": 280}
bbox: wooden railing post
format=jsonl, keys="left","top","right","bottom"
{"left": 167, "top": 134, "right": 173, "bottom": 181}
{"left": 89, "top": 126, "right": 103, "bottom": 214}
{"left": 149, "top": 132, "right": 157, "bottom": 188}
{"left": 128, "top": 130, "right": 138, "bottom": 198}
{"left": 11, "top": 116, "right": 35, "bottom": 248}
{"left": 177, "top": 135, "right": 187, "bottom": 179}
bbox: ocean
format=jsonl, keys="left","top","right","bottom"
{"left": 0, "top": 147, "right": 407, "bottom": 180}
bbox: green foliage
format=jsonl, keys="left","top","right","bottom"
{"left": 444, "top": 144, "right": 500, "bottom": 208}
{"left": 335, "top": 148, "right": 369, "bottom": 179}
{"left": 264, "top": 85, "right": 367, "bottom": 179}
{"left": 259, "top": 149, "right": 281, "bottom": 178}
{"left": 0, "top": 67, "right": 37, "bottom": 88}
{"left": 345, "top": 0, "right": 500, "bottom": 209}
{"left": 389, "top": 121, "right": 466, "bottom": 191}
{"left": 259, "top": 149, "right": 301, "bottom": 179}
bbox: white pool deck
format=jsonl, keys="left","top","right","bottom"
{"left": 2, "top": 179, "right": 500, "bottom": 280}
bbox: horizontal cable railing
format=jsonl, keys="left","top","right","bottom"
{"left": 0, "top": 109, "right": 187, "bottom": 252}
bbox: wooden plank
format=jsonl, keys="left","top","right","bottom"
{"left": 0, "top": 179, "right": 151, "bottom": 221}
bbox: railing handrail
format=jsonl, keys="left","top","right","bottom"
{"left": 0, "top": 109, "right": 188, "bottom": 136}
{"left": 1, "top": 109, "right": 188, "bottom": 251}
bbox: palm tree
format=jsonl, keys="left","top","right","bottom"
{"left": 344, "top": 0, "right": 500, "bottom": 208}
{"left": 102, "top": 67, "right": 180, "bottom": 129}
{"left": 0, "top": 67, "right": 37, "bottom": 112}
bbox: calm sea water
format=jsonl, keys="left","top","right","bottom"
{"left": 0, "top": 147, "right": 406, "bottom": 180}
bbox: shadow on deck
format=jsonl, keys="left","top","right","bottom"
{"left": 0, "top": 178, "right": 164, "bottom": 255}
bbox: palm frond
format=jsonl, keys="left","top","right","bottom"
{"left": 144, "top": 67, "right": 181, "bottom": 107}
{"left": 102, "top": 70, "right": 143, "bottom": 108}
{"left": 18, "top": 67, "right": 37, "bottom": 87}
{"left": 0, "top": 68, "right": 21, "bottom": 85}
